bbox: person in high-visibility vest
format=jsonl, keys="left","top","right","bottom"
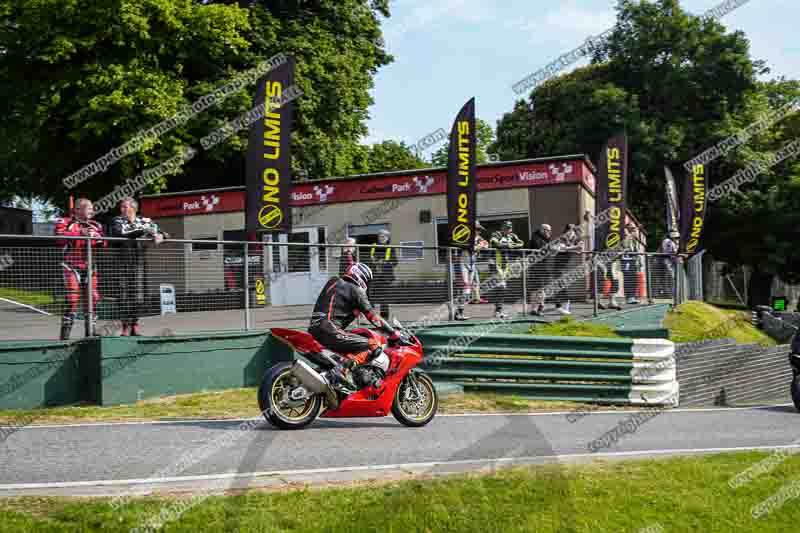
{"left": 489, "top": 221, "right": 524, "bottom": 319}
{"left": 368, "top": 229, "right": 398, "bottom": 320}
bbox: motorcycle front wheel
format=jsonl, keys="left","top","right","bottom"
{"left": 258, "top": 362, "right": 322, "bottom": 430}
{"left": 392, "top": 372, "right": 438, "bottom": 427}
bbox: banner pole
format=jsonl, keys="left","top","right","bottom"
{"left": 244, "top": 241, "right": 251, "bottom": 331}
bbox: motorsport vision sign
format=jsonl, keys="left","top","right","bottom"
{"left": 246, "top": 56, "right": 295, "bottom": 234}
{"left": 446, "top": 98, "right": 477, "bottom": 248}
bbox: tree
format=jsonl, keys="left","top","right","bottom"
{"left": 493, "top": 0, "right": 765, "bottom": 244}
{"left": 702, "top": 79, "right": 800, "bottom": 304}
{"left": 0, "top": 0, "right": 393, "bottom": 204}
{"left": 366, "top": 140, "right": 428, "bottom": 173}
{"left": 430, "top": 118, "right": 496, "bottom": 167}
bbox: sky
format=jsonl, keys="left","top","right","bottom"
{"left": 365, "top": 0, "right": 800, "bottom": 157}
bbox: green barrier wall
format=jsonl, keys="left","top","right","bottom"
{"left": 0, "top": 331, "right": 296, "bottom": 409}
{"left": 0, "top": 320, "right": 673, "bottom": 410}
{"left": 0, "top": 340, "right": 83, "bottom": 409}
{"left": 417, "top": 330, "right": 677, "bottom": 405}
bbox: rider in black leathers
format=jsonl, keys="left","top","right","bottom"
{"left": 308, "top": 263, "right": 400, "bottom": 395}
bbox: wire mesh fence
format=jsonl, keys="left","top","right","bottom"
{"left": 0, "top": 234, "right": 680, "bottom": 341}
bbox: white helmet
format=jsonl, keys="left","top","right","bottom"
{"left": 344, "top": 262, "right": 373, "bottom": 291}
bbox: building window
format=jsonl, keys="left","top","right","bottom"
{"left": 434, "top": 213, "right": 529, "bottom": 264}
{"left": 222, "top": 230, "right": 246, "bottom": 252}
{"left": 399, "top": 241, "right": 424, "bottom": 261}
{"left": 191, "top": 237, "right": 219, "bottom": 251}
{"left": 347, "top": 223, "right": 391, "bottom": 246}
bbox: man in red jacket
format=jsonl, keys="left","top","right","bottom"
{"left": 55, "top": 198, "right": 107, "bottom": 340}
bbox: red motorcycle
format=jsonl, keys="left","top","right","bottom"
{"left": 259, "top": 319, "right": 438, "bottom": 429}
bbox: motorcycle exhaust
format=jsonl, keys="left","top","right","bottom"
{"left": 291, "top": 360, "right": 330, "bottom": 395}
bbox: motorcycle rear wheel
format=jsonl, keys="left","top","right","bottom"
{"left": 258, "top": 362, "right": 322, "bottom": 430}
{"left": 791, "top": 375, "right": 800, "bottom": 413}
{"left": 392, "top": 372, "right": 438, "bottom": 427}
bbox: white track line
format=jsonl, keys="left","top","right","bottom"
{"left": 2, "top": 403, "right": 792, "bottom": 430}
{"left": 3, "top": 444, "right": 800, "bottom": 491}
{"left": 0, "top": 297, "right": 52, "bottom": 316}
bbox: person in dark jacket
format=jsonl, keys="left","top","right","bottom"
{"left": 110, "top": 197, "right": 168, "bottom": 336}
{"left": 368, "top": 229, "right": 398, "bottom": 320}
{"left": 552, "top": 223, "right": 584, "bottom": 315}
{"left": 527, "top": 223, "right": 552, "bottom": 316}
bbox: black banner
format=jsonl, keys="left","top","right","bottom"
{"left": 246, "top": 56, "right": 294, "bottom": 234}
{"left": 595, "top": 132, "right": 628, "bottom": 250}
{"left": 446, "top": 98, "right": 477, "bottom": 248}
{"left": 679, "top": 163, "right": 708, "bottom": 254}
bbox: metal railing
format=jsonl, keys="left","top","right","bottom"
{"left": 0, "top": 234, "right": 682, "bottom": 341}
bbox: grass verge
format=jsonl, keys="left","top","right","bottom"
{"left": 664, "top": 301, "right": 776, "bottom": 345}
{"left": 0, "top": 390, "right": 617, "bottom": 425}
{"left": 0, "top": 287, "right": 54, "bottom": 308}
{"left": 1, "top": 453, "right": 799, "bottom": 532}
{"left": 528, "top": 317, "right": 622, "bottom": 339}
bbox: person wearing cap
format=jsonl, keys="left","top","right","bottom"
{"left": 621, "top": 223, "right": 642, "bottom": 305}
{"left": 658, "top": 231, "right": 680, "bottom": 298}
{"left": 368, "top": 229, "right": 398, "bottom": 320}
{"left": 527, "top": 223, "right": 553, "bottom": 316}
{"left": 454, "top": 221, "right": 489, "bottom": 320}
{"left": 489, "top": 220, "right": 524, "bottom": 319}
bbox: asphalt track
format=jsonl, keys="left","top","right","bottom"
{"left": 1, "top": 404, "right": 799, "bottom": 497}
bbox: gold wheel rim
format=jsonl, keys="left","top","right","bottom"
{"left": 271, "top": 370, "right": 315, "bottom": 421}
{"left": 398, "top": 376, "right": 435, "bottom": 421}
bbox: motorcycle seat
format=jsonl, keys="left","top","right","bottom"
{"left": 270, "top": 328, "right": 325, "bottom": 353}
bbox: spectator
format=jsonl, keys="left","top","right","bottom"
{"left": 454, "top": 221, "right": 489, "bottom": 320}
{"left": 489, "top": 220, "right": 524, "bottom": 319}
{"left": 552, "top": 223, "right": 584, "bottom": 315}
{"left": 339, "top": 238, "right": 356, "bottom": 275}
{"left": 368, "top": 229, "right": 398, "bottom": 320}
{"left": 527, "top": 223, "right": 553, "bottom": 316}
{"left": 657, "top": 231, "right": 680, "bottom": 298}
{"left": 111, "top": 197, "right": 168, "bottom": 336}
{"left": 55, "top": 198, "right": 107, "bottom": 340}
{"left": 621, "top": 223, "right": 642, "bottom": 304}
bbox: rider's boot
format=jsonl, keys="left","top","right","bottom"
{"left": 60, "top": 312, "right": 76, "bottom": 341}
{"left": 324, "top": 345, "right": 383, "bottom": 395}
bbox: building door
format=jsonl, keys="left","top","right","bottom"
{"left": 265, "top": 227, "right": 330, "bottom": 306}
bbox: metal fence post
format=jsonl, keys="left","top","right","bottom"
{"left": 592, "top": 252, "right": 599, "bottom": 317}
{"left": 86, "top": 238, "right": 94, "bottom": 337}
{"left": 355, "top": 245, "right": 362, "bottom": 327}
{"left": 447, "top": 248, "right": 455, "bottom": 321}
{"left": 521, "top": 250, "right": 528, "bottom": 315}
{"left": 645, "top": 254, "right": 653, "bottom": 304}
{"left": 244, "top": 241, "right": 251, "bottom": 331}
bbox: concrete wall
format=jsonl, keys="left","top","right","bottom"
{"left": 676, "top": 339, "right": 791, "bottom": 406}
